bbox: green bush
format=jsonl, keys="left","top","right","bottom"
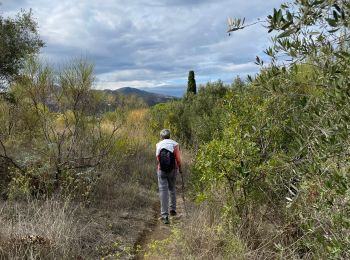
{"left": 148, "top": 80, "right": 229, "bottom": 147}
{"left": 149, "top": 1, "right": 350, "bottom": 257}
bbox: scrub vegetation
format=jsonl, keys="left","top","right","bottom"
{"left": 0, "top": 12, "right": 158, "bottom": 258}
{"left": 147, "top": 1, "right": 350, "bottom": 259}
{"left": 1, "top": 1, "right": 350, "bottom": 259}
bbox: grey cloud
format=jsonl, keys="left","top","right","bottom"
{"left": 140, "top": 0, "right": 218, "bottom": 7}
{"left": 1, "top": 0, "right": 28, "bottom": 11}
{"left": 2, "top": 0, "right": 285, "bottom": 91}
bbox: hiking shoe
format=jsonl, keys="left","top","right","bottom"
{"left": 170, "top": 210, "right": 177, "bottom": 216}
{"left": 162, "top": 216, "right": 170, "bottom": 224}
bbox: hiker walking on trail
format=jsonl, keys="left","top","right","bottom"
{"left": 156, "top": 129, "right": 182, "bottom": 224}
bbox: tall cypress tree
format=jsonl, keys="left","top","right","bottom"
{"left": 187, "top": 70, "right": 197, "bottom": 95}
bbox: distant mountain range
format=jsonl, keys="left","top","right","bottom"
{"left": 139, "top": 86, "right": 186, "bottom": 98}
{"left": 104, "top": 87, "right": 177, "bottom": 106}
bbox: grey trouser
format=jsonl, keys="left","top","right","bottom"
{"left": 157, "top": 169, "right": 177, "bottom": 217}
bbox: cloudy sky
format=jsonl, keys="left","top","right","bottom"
{"left": 2, "top": 0, "right": 284, "bottom": 96}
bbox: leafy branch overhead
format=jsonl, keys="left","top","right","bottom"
{"left": 227, "top": 17, "right": 262, "bottom": 35}
{"left": 228, "top": 1, "right": 349, "bottom": 66}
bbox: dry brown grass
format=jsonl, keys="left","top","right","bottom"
{"left": 0, "top": 139, "right": 159, "bottom": 259}
{"left": 0, "top": 198, "right": 84, "bottom": 259}
{"left": 0, "top": 171, "right": 159, "bottom": 259}
{"left": 161, "top": 203, "right": 247, "bottom": 260}
{"left": 160, "top": 198, "right": 303, "bottom": 260}
{"left": 0, "top": 107, "right": 193, "bottom": 259}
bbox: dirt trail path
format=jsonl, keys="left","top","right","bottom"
{"left": 134, "top": 195, "right": 186, "bottom": 259}
{"left": 134, "top": 150, "right": 191, "bottom": 259}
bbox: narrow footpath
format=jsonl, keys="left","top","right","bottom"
{"left": 134, "top": 195, "right": 186, "bottom": 259}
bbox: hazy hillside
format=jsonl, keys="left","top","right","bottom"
{"left": 104, "top": 87, "right": 177, "bottom": 106}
